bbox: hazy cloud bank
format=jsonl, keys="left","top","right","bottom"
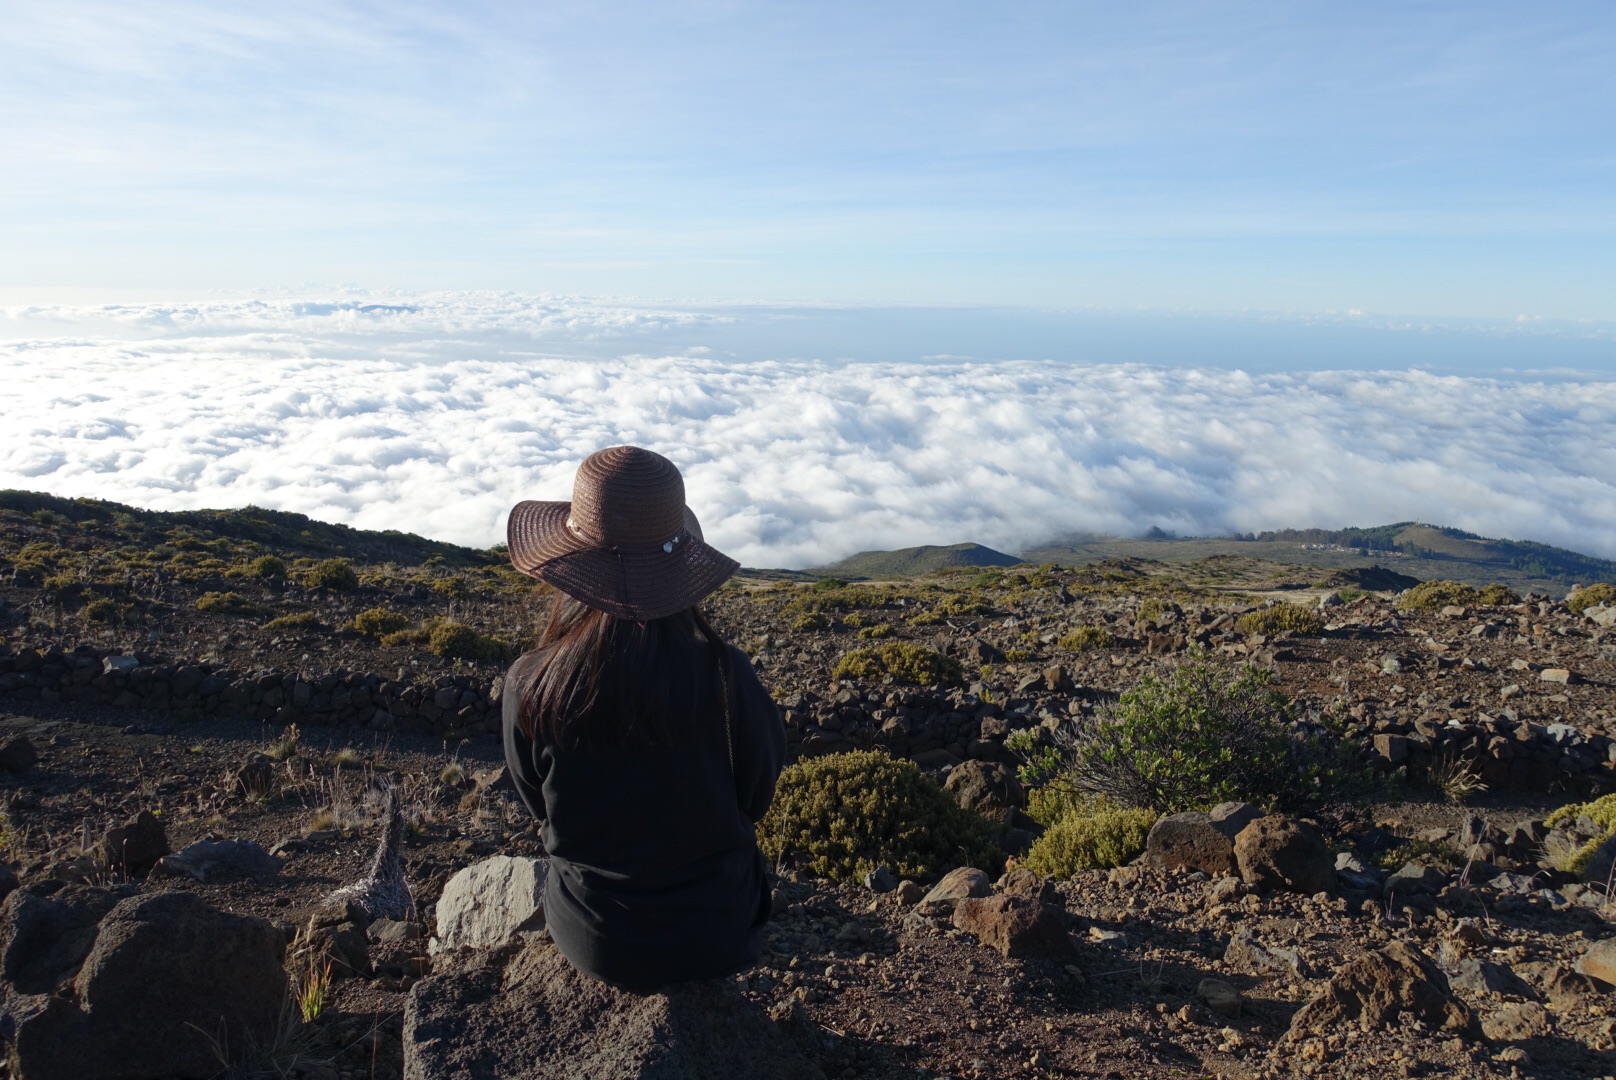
{"left": 3, "top": 297, "right": 1614, "bottom": 566}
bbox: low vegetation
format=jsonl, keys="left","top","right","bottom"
{"left": 1543, "top": 793, "right": 1616, "bottom": 875}
{"left": 832, "top": 642, "right": 962, "bottom": 686}
{"left": 1021, "top": 803, "right": 1157, "bottom": 878}
{"left": 301, "top": 558, "right": 360, "bottom": 591}
{"left": 1048, "top": 659, "right": 1349, "bottom": 814}
{"left": 1397, "top": 579, "right": 1519, "bottom": 612}
{"left": 1057, "top": 625, "right": 1111, "bottom": 651}
{"left": 195, "top": 591, "right": 272, "bottom": 617}
{"left": 1234, "top": 604, "right": 1325, "bottom": 636}
{"left": 758, "top": 750, "right": 1000, "bottom": 882}
{"left": 1569, "top": 582, "right": 1616, "bottom": 614}
{"left": 350, "top": 608, "right": 412, "bottom": 637}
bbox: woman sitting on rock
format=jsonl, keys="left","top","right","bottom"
{"left": 501, "top": 446, "right": 785, "bottom": 991}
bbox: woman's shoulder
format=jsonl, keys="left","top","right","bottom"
{"left": 503, "top": 647, "right": 550, "bottom": 690}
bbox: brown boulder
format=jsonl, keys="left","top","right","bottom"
{"left": 1145, "top": 813, "right": 1237, "bottom": 876}
{"left": 951, "top": 894, "right": 1077, "bottom": 961}
{"left": 1233, "top": 816, "right": 1334, "bottom": 895}
{"left": 3, "top": 889, "right": 288, "bottom": 1080}
{"left": 95, "top": 810, "right": 169, "bottom": 878}
{"left": 942, "top": 761, "right": 1024, "bottom": 822}
{"left": 1287, "top": 942, "right": 1471, "bottom": 1039}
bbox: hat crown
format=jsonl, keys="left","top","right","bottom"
{"left": 569, "top": 446, "right": 686, "bottom": 545}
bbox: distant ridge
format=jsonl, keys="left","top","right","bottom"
{"left": 815, "top": 542, "right": 1021, "bottom": 579}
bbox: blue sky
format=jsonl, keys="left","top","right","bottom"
{"left": 3, "top": 2, "right": 1614, "bottom": 319}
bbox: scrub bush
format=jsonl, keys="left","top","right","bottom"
{"left": 1021, "top": 805, "right": 1157, "bottom": 877}
{"left": 427, "top": 621, "right": 515, "bottom": 662}
{"left": 249, "top": 555, "right": 287, "bottom": 578}
{"left": 196, "top": 591, "right": 271, "bottom": 617}
{"left": 1054, "top": 660, "right": 1325, "bottom": 814}
{"left": 1398, "top": 580, "right": 1519, "bottom": 612}
{"left": 1057, "top": 625, "right": 1112, "bottom": 651}
{"left": 265, "top": 611, "right": 322, "bottom": 632}
{"left": 757, "top": 750, "right": 1000, "bottom": 882}
{"left": 1569, "top": 583, "right": 1616, "bottom": 614}
{"left": 1543, "top": 793, "right": 1616, "bottom": 875}
{"left": 832, "top": 642, "right": 962, "bottom": 686}
{"left": 302, "top": 558, "right": 359, "bottom": 591}
{"left": 1234, "top": 604, "right": 1325, "bottom": 636}
{"left": 350, "top": 607, "right": 412, "bottom": 637}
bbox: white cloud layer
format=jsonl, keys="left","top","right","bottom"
{"left": 3, "top": 295, "right": 1615, "bottom": 566}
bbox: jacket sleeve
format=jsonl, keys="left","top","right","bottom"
{"left": 727, "top": 646, "right": 786, "bottom": 823}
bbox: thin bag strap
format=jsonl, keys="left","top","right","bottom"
{"left": 718, "top": 643, "right": 736, "bottom": 781}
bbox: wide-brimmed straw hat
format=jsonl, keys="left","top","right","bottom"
{"left": 507, "top": 446, "right": 740, "bottom": 621}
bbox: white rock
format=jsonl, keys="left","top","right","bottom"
{"left": 430, "top": 855, "right": 547, "bottom": 955}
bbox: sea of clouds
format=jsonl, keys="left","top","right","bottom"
{"left": 3, "top": 293, "right": 1615, "bottom": 567}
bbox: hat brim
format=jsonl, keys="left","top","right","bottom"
{"left": 507, "top": 500, "right": 740, "bottom": 621}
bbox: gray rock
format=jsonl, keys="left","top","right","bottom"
{"left": 430, "top": 855, "right": 547, "bottom": 954}
{"left": 1447, "top": 958, "right": 1534, "bottom": 999}
{"left": 369, "top": 918, "right": 427, "bottom": 944}
{"left": 154, "top": 839, "right": 283, "bottom": 884}
{"left": 404, "top": 938, "right": 824, "bottom": 1080}
{"left": 1225, "top": 933, "right": 1307, "bottom": 978}
{"left": 862, "top": 866, "right": 897, "bottom": 894}
{"left": 917, "top": 867, "right": 992, "bottom": 915}
{"left": 1197, "top": 977, "right": 1242, "bottom": 1018}
{"left": 1481, "top": 1001, "right": 1550, "bottom": 1042}
{"left": 1207, "top": 802, "right": 1261, "bottom": 838}
{"left": 1386, "top": 862, "right": 1449, "bottom": 894}
{"left": 1577, "top": 938, "right": 1616, "bottom": 988}
{"left": 2, "top": 889, "right": 287, "bottom": 1080}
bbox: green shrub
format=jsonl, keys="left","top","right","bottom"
{"left": 302, "top": 558, "right": 359, "bottom": 591}
{"left": 791, "top": 612, "right": 828, "bottom": 632}
{"left": 1542, "top": 793, "right": 1616, "bottom": 875}
{"left": 1372, "top": 837, "right": 1465, "bottom": 872}
{"left": 350, "top": 607, "right": 412, "bottom": 637}
{"left": 428, "top": 621, "right": 515, "bottom": 662}
{"left": 196, "top": 591, "right": 271, "bottom": 617}
{"left": 757, "top": 750, "right": 1000, "bottom": 882}
{"left": 1569, "top": 583, "right": 1616, "bottom": 615}
{"left": 1137, "top": 597, "right": 1171, "bottom": 623}
{"left": 936, "top": 594, "right": 991, "bottom": 618}
{"left": 431, "top": 576, "right": 470, "bottom": 599}
{"left": 249, "top": 554, "right": 287, "bottom": 579}
{"left": 1056, "top": 660, "right": 1336, "bottom": 814}
{"left": 832, "top": 642, "right": 962, "bottom": 686}
{"left": 1398, "top": 579, "right": 1520, "bottom": 612}
{"left": 1057, "top": 625, "right": 1112, "bottom": 651}
{"left": 1021, "top": 806, "right": 1158, "bottom": 877}
{"left": 1024, "top": 784, "right": 1088, "bottom": 828}
{"left": 858, "top": 623, "right": 895, "bottom": 639}
{"left": 380, "top": 628, "right": 429, "bottom": 648}
{"left": 1004, "top": 729, "right": 1062, "bottom": 789}
{"left": 264, "top": 611, "right": 322, "bottom": 632}
{"left": 82, "top": 598, "right": 130, "bottom": 625}
{"left": 1002, "top": 646, "right": 1032, "bottom": 663}
{"left": 1235, "top": 604, "right": 1325, "bottom": 636}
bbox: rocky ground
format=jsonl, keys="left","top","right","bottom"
{"left": 1, "top": 497, "right": 1615, "bottom": 1078}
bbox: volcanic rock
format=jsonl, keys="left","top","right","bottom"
{"left": 1287, "top": 941, "right": 1471, "bottom": 1039}
{"left": 1233, "top": 816, "right": 1334, "bottom": 895}
{"left": 431, "top": 854, "right": 547, "bottom": 954}
{"left": 951, "top": 894, "right": 1076, "bottom": 960}
{"left": 403, "top": 937, "right": 824, "bottom": 1080}
{"left": 95, "top": 809, "right": 169, "bottom": 877}
{"left": 942, "top": 760, "right": 1024, "bottom": 822}
{"left": 917, "top": 867, "right": 992, "bottom": 915}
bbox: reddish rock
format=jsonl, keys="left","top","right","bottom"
{"left": 1234, "top": 816, "right": 1335, "bottom": 895}
{"left": 951, "top": 894, "right": 1077, "bottom": 961}
{"left": 1287, "top": 942, "right": 1471, "bottom": 1038}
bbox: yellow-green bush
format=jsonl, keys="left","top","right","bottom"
{"left": 196, "top": 591, "right": 271, "bottom": 616}
{"left": 82, "top": 598, "right": 131, "bottom": 625}
{"left": 1569, "top": 583, "right": 1616, "bottom": 614}
{"left": 858, "top": 623, "right": 895, "bottom": 639}
{"left": 350, "top": 607, "right": 412, "bottom": 637}
{"left": 832, "top": 642, "right": 962, "bottom": 686}
{"left": 1543, "top": 793, "right": 1616, "bottom": 875}
{"left": 264, "top": 611, "right": 322, "bottom": 632}
{"left": 1398, "top": 579, "right": 1519, "bottom": 612}
{"left": 248, "top": 554, "right": 287, "bottom": 578}
{"left": 1021, "top": 806, "right": 1157, "bottom": 877}
{"left": 428, "top": 621, "right": 516, "bottom": 662}
{"left": 1024, "top": 783, "right": 1088, "bottom": 827}
{"left": 757, "top": 750, "right": 1000, "bottom": 882}
{"left": 302, "top": 558, "right": 359, "bottom": 591}
{"left": 1057, "top": 625, "right": 1112, "bottom": 651}
{"left": 1137, "top": 597, "right": 1170, "bottom": 623}
{"left": 1235, "top": 604, "right": 1325, "bottom": 636}
{"left": 791, "top": 612, "right": 828, "bottom": 631}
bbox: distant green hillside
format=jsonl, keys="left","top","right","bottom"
{"left": 816, "top": 542, "right": 1022, "bottom": 579}
{"left": 1253, "top": 522, "right": 1616, "bottom": 586}
{"left": 0, "top": 490, "right": 495, "bottom": 567}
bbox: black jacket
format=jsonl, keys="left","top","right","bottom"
{"left": 501, "top": 643, "right": 785, "bottom": 990}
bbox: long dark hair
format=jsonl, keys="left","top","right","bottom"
{"left": 519, "top": 593, "right": 734, "bottom": 751}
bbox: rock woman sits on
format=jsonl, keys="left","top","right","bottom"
{"left": 500, "top": 446, "right": 785, "bottom": 992}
